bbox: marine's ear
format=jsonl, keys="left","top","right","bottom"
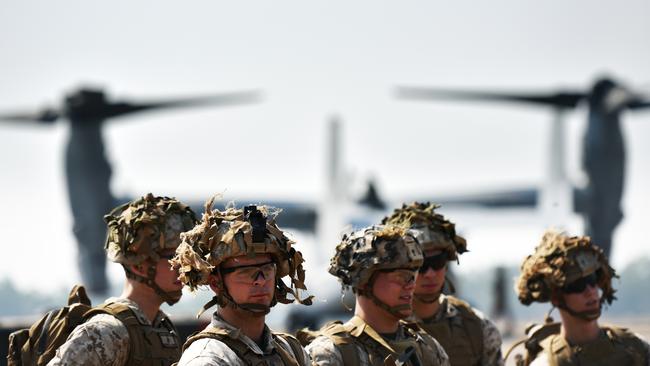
{"left": 208, "top": 272, "right": 222, "bottom": 294}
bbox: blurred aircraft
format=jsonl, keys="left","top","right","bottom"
{"left": 0, "top": 86, "right": 262, "bottom": 294}
{"left": 396, "top": 77, "right": 650, "bottom": 258}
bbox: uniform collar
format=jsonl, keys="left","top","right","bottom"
{"left": 346, "top": 315, "right": 410, "bottom": 353}
{"left": 413, "top": 294, "right": 459, "bottom": 323}
{"left": 211, "top": 312, "right": 276, "bottom": 355}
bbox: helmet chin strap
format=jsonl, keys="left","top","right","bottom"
{"left": 358, "top": 285, "right": 412, "bottom": 320}
{"left": 557, "top": 298, "right": 602, "bottom": 321}
{"left": 125, "top": 265, "right": 182, "bottom": 306}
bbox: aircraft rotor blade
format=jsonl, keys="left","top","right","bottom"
{"left": 396, "top": 87, "right": 587, "bottom": 109}
{"left": 627, "top": 97, "right": 650, "bottom": 110}
{"left": 100, "top": 90, "right": 263, "bottom": 120}
{"left": 0, "top": 108, "right": 60, "bottom": 125}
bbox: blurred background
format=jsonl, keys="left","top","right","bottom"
{"left": 1, "top": 0, "right": 649, "bottom": 363}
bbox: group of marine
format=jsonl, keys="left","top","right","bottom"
{"left": 11, "top": 193, "right": 650, "bottom": 365}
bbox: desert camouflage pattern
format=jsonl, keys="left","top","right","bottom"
{"left": 177, "top": 313, "right": 309, "bottom": 366}
{"left": 305, "top": 315, "right": 450, "bottom": 366}
{"left": 528, "top": 328, "right": 650, "bottom": 366}
{"left": 516, "top": 230, "right": 617, "bottom": 305}
{"left": 170, "top": 197, "right": 312, "bottom": 308}
{"left": 105, "top": 193, "right": 197, "bottom": 265}
{"left": 328, "top": 225, "right": 423, "bottom": 291}
{"left": 382, "top": 202, "right": 467, "bottom": 260}
{"left": 411, "top": 294, "right": 504, "bottom": 366}
{"left": 47, "top": 297, "right": 178, "bottom": 366}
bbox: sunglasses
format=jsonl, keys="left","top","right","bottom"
{"left": 562, "top": 273, "right": 598, "bottom": 294}
{"left": 221, "top": 262, "right": 277, "bottom": 284}
{"left": 418, "top": 252, "right": 448, "bottom": 273}
{"left": 379, "top": 268, "right": 417, "bottom": 286}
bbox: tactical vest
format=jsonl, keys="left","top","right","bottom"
{"left": 86, "top": 302, "right": 182, "bottom": 366}
{"left": 7, "top": 287, "right": 181, "bottom": 366}
{"left": 539, "top": 326, "right": 647, "bottom": 366}
{"left": 317, "top": 316, "right": 440, "bottom": 366}
{"left": 182, "top": 326, "right": 307, "bottom": 366}
{"left": 416, "top": 296, "right": 483, "bottom": 366}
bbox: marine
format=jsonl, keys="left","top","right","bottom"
{"left": 383, "top": 202, "right": 504, "bottom": 366}
{"left": 173, "top": 198, "right": 313, "bottom": 366}
{"left": 303, "top": 224, "right": 450, "bottom": 366}
{"left": 515, "top": 230, "right": 650, "bottom": 366}
{"left": 47, "top": 193, "right": 198, "bottom": 366}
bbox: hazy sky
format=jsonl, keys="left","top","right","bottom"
{"left": 1, "top": 0, "right": 649, "bottom": 295}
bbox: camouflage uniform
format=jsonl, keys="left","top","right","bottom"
{"left": 515, "top": 230, "right": 650, "bottom": 366}
{"left": 305, "top": 225, "right": 450, "bottom": 366}
{"left": 172, "top": 199, "right": 312, "bottom": 366}
{"left": 384, "top": 202, "right": 504, "bottom": 366}
{"left": 47, "top": 297, "right": 180, "bottom": 366}
{"left": 409, "top": 294, "right": 503, "bottom": 366}
{"left": 47, "top": 194, "right": 197, "bottom": 366}
{"left": 306, "top": 315, "right": 449, "bottom": 366}
{"left": 177, "top": 313, "right": 309, "bottom": 366}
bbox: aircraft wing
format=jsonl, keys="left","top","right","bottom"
{"left": 402, "top": 187, "right": 539, "bottom": 209}
{"left": 186, "top": 199, "right": 318, "bottom": 232}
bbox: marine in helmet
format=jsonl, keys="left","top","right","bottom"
{"left": 48, "top": 193, "right": 198, "bottom": 366}
{"left": 303, "top": 225, "right": 450, "bottom": 366}
{"left": 515, "top": 230, "right": 650, "bottom": 366}
{"left": 173, "top": 197, "right": 312, "bottom": 366}
{"left": 383, "top": 202, "right": 504, "bottom": 366}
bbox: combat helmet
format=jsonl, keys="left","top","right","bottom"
{"left": 516, "top": 230, "right": 617, "bottom": 320}
{"left": 329, "top": 225, "right": 423, "bottom": 318}
{"left": 171, "top": 196, "right": 312, "bottom": 316}
{"left": 382, "top": 202, "right": 467, "bottom": 260}
{"left": 104, "top": 193, "right": 198, "bottom": 305}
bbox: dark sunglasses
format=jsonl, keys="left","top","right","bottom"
{"left": 562, "top": 273, "right": 598, "bottom": 294}
{"left": 418, "top": 252, "right": 448, "bottom": 273}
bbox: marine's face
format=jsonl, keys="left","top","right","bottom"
{"left": 414, "top": 250, "right": 447, "bottom": 300}
{"left": 155, "top": 249, "right": 184, "bottom": 301}
{"left": 221, "top": 254, "right": 276, "bottom": 307}
{"left": 561, "top": 274, "right": 601, "bottom": 316}
{"left": 371, "top": 268, "right": 418, "bottom": 317}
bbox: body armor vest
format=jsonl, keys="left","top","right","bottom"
{"left": 319, "top": 316, "right": 440, "bottom": 366}
{"left": 87, "top": 302, "right": 182, "bottom": 366}
{"left": 182, "top": 326, "right": 306, "bottom": 366}
{"left": 417, "top": 296, "right": 483, "bottom": 366}
{"left": 539, "top": 326, "right": 647, "bottom": 366}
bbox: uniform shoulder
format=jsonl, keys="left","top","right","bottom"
{"left": 177, "top": 337, "right": 241, "bottom": 366}
{"left": 604, "top": 325, "right": 650, "bottom": 354}
{"left": 305, "top": 335, "right": 345, "bottom": 366}
{"left": 46, "top": 313, "right": 130, "bottom": 366}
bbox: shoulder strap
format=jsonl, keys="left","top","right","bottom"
{"left": 184, "top": 326, "right": 259, "bottom": 364}
{"left": 272, "top": 333, "right": 303, "bottom": 366}
{"left": 89, "top": 302, "right": 148, "bottom": 366}
{"left": 182, "top": 326, "right": 230, "bottom": 352}
{"left": 445, "top": 296, "right": 485, "bottom": 354}
{"left": 603, "top": 326, "right": 648, "bottom": 365}
{"left": 318, "top": 321, "right": 361, "bottom": 366}
{"left": 519, "top": 321, "right": 561, "bottom": 366}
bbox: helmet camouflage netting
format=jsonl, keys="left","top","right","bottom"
{"left": 171, "top": 196, "right": 312, "bottom": 307}
{"left": 382, "top": 202, "right": 467, "bottom": 261}
{"left": 329, "top": 225, "right": 423, "bottom": 292}
{"left": 516, "top": 230, "right": 617, "bottom": 306}
{"left": 105, "top": 193, "right": 198, "bottom": 265}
